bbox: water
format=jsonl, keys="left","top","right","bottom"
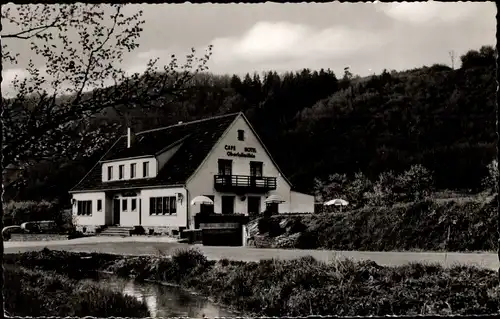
{"left": 90, "top": 273, "right": 239, "bottom": 318}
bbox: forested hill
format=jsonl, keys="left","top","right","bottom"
{"left": 7, "top": 45, "right": 497, "bottom": 201}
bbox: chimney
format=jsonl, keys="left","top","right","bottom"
{"left": 127, "top": 127, "right": 137, "bottom": 148}
{"left": 178, "top": 121, "right": 183, "bottom": 124}
{"left": 127, "top": 127, "right": 131, "bottom": 148}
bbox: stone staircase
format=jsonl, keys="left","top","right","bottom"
{"left": 98, "top": 226, "right": 133, "bottom": 237}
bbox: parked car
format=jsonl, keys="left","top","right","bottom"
{"left": 2, "top": 225, "right": 23, "bottom": 241}
{"left": 20, "top": 220, "right": 58, "bottom": 233}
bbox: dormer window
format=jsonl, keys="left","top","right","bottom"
{"left": 119, "top": 165, "right": 124, "bottom": 180}
{"left": 130, "top": 163, "right": 137, "bottom": 178}
{"left": 143, "top": 162, "right": 149, "bottom": 177}
{"left": 238, "top": 130, "right": 245, "bottom": 141}
{"left": 107, "top": 166, "right": 113, "bottom": 181}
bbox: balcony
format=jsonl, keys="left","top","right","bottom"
{"left": 214, "top": 175, "right": 277, "bottom": 193}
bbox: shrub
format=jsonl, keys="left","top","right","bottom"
{"left": 171, "top": 248, "right": 209, "bottom": 279}
{"left": 4, "top": 265, "right": 150, "bottom": 317}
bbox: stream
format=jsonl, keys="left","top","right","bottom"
{"left": 85, "top": 273, "right": 240, "bottom": 318}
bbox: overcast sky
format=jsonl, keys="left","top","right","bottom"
{"left": 2, "top": 2, "right": 496, "bottom": 93}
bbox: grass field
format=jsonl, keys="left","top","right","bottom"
{"left": 5, "top": 248, "right": 500, "bottom": 317}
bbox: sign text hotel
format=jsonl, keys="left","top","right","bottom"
{"left": 225, "top": 145, "right": 257, "bottom": 158}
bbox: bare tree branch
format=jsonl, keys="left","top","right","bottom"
{"left": 2, "top": 4, "right": 213, "bottom": 172}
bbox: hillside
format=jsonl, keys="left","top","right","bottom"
{"left": 5, "top": 45, "right": 496, "bottom": 202}
{"left": 247, "top": 194, "right": 498, "bottom": 252}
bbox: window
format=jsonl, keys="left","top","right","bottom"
{"left": 122, "top": 199, "right": 128, "bottom": 211}
{"left": 130, "top": 163, "right": 137, "bottom": 178}
{"left": 250, "top": 161, "right": 263, "bottom": 177}
{"left": 237, "top": 129, "right": 245, "bottom": 141}
{"left": 200, "top": 195, "right": 215, "bottom": 214}
{"left": 131, "top": 198, "right": 137, "bottom": 211}
{"left": 97, "top": 199, "right": 102, "bottom": 212}
{"left": 107, "top": 166, "right": 113, "bottom": 181}
{"left": 218, "top": 159, "right": 232, "bottom": 176}
{"left": 248, "top": 196, "right": 261, "bottom": 215}
{"left": 143, "top": 162, "right": 149, "bottom": 177}
{"left": 149, "top": 196, "right": 177, "bottom": 215}
{"left": 77, "top": 200, "right": 92, "bottom": 216}
{"left": 119, "top": 165, "right": 124, "bottom": 179}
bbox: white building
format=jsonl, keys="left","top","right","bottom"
{"left": 69, "top": 112, "right": 314, "bottom": 235}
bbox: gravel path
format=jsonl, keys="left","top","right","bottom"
{"left": 4, "top": 236, "right": 498, "bottom": 270}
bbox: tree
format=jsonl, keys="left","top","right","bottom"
{"left": 345, "top": 172, "right": 373, "bottom": 207}
{"left": 460, "top": 45, "right": 496, "bottom": 69}
{"left": 395, "top": 164, "right": 434, "bottom": 202}
{"left": 1, "top": 4, "right": 212, "bottom": 170}
{"left": 482, "top": 159, "right": 499, "bottom": 194}
{"left": 313, "top": 173, "right": 349, "bottom": 203}
{"left": 365, "top": 171, "right": 398, "bottom": 206}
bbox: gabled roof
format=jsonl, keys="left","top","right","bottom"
{"left": 70, "top": 113, "right": 239, "bottom": 192}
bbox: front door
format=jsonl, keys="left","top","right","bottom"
{"left": 113, "top": 199, "right": 120, "bottom": 225}
{"left": 247, "top": 196, "right": 261, "bottom": 216}
{"left": 221, "top": 196, "right": 235, "bottom": 215}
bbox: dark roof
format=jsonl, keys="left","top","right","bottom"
{"left": 71, "top": 113, "right": 239, "bottom": 192}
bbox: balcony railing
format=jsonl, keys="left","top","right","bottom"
{"left": 214, "top": 175, "right": 277, "bottom": 192}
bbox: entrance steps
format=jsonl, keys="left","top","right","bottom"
{"left": 98, "top": 226, "right": 133, "bottom": 237}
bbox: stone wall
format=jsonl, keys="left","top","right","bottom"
{"left": 75, "top": 225, "right": 102, "bottom": 234}
{"left": 10, "top": 234, "right": 69, "bottom": 242}
{"left": 141, "top": 226, "right": 181, "bottom": 237}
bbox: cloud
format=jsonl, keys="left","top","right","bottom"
{"left": 1, "top": 68, "right": 29, "bottom": 97}
{"left": 377, "top": 2, "right": 490, "bottom": 25}
{"left": 210, "top": 21, "right": 388, "bottom": 65}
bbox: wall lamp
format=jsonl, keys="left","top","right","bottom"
{"left": 177, "top": 193, "right": 184, "bottom": 204}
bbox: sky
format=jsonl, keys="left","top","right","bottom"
{"left": 1, "top": 2, "right": 497, "bottom": 94}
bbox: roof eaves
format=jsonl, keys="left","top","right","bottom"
{"left": 184, "top": 113, "right": 240, "bottom": 185}
{"left": 240, "top": 113, "right": 294, "bottom": 188}
{"left": 100, "top": 154, "right": 154, "bottom": 163}
{"left": 69, "top": 137, "right": 122, "bottom": 192}
{"left": 69, "top": 183, "right": 185, "bottom": 193}
{"left": 136, "top": 112, "right": 240, "bottom": 136}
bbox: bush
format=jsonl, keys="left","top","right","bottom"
{"left": 4, "top": 265, "right": 150, "bottom": 317}
{"left": 171, "top": 248, "right": 209, "bottom": 279}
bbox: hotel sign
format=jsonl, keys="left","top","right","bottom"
{"left": 225, "top": 145, "right": 257, "bottom": 158}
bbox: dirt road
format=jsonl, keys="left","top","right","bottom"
{"left": 4, "top": 237, "right": 498, "bottom": 270}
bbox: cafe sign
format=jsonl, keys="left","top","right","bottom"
{"left": 225, "top": 145, "right": 257, "bottom": 158}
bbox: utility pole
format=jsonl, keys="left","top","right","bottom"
{"left": 449, "top": 50, "right": 456, "bottom": 69}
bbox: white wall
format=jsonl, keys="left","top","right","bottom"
{"left": 72, "top": 192, "right": 107, "bottom": 226}
{"left": 101, "top": 157, "right": 157, "bottom": 182}
{"left": 140, "top": 187, "right": 188, "bottom": 228}
{"left": 187, "top": 115, "right": 292, "bottom": 218}
{"left": 290, "top": 191, "right": 315, "bottom": 213}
